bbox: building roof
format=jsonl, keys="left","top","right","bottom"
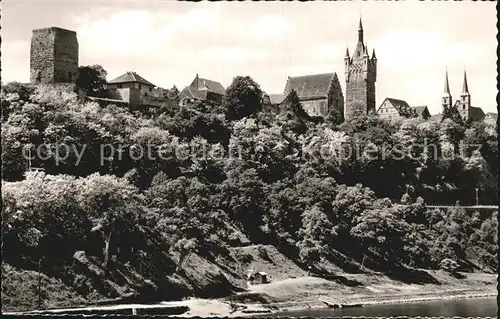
{"left": 179, "top": 86, "right": 208, "bottom": 100}
{"left": 284, "top": 73, "right": 337, "bottom": 99}
{"left": 462, "top": 70, "right": 470, "bottom": 95}
{"left": 411, "top": 106, "right": 429, "bottom": 116}
{"left": 190, "top": 76, "right": 226, "bottom": 95}
{"left": 444, "top": 69, "right": 451, "bottom": 95}
{"left": 379, "top": 97, "right": 415, "bottom": 117}
{"left": 108, "top": 71, "right": 156, "bottom": 86}
{"left": 469, "top": 106, "right": 485, "bottom": 121}
{"left": 483, "top": 112, "right": 498, "bottom": 121}
{"left": 269, "top": 94, "right": 286, "bottom": 105}
{"left": 430, "top": 113, "right": 443, "bottom": 122}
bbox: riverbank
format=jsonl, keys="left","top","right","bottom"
{"left": 161, "top": 289, "right": 497, "bottom": 317}
{"left": 3, "top": 271, "right": 496, "bottom": 317}
{"left": 172, "top": 271, "right": 497, "bottom": 317}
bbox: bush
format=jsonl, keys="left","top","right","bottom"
{"left": 439, "top": 258, "right": 460, "bottom": 273}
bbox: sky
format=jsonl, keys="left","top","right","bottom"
{"left": 2, "top": 0, "right": 497, "bottom": 115}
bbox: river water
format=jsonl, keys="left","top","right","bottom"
{"left": 270, "top": 297, "right": 497, "bottom": 317}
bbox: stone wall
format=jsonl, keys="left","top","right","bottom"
{"left": 30, "top": 27, "right": 78, "bottom": 84}
{"left": 141, "top": 95, "right": 179, "bottom": 110}
{"left": 108, "top": 87, "right": 178, "bottom": 112}
{"left": 301, "top": 99, "right": 328, "bottom": 117}
{"left": 345, "top": 72, "right": 376, "bottom": 120}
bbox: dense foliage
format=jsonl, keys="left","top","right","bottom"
{"left": 1, "top": 78, "right": 498, "bottom": 309}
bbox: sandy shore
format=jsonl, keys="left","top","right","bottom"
{"left": 176, "top": 288, "right": 497, "bottom": 317}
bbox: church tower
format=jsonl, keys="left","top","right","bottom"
{"left": 458, "top": 69, "right": 471, "bottom": 121}
{"left": 442, "top": 69, "right": 453, "bottom": 111}
{"left": 345, "top": 18, "right": 377, "bottom": 120}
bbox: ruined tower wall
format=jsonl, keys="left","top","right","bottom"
{"left": 30, "top": 27, "right": 78, "bottom": 84}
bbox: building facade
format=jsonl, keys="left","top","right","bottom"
{"left": 179, "top": 74, "right": 226, "bottom": 105}
{"left": 483, "top": 112, "right": 498, "bottom": 126}
{"left": 377, "top": 98, "right": 415, "bottom": 120}
{"left": 30, "top": 27, "right": 79, "bottom": 84}
{"left": 345, "top": 19, "right": 377, "bottom": 120}
{"left": 107, "top": 71, "right": 178, "bottom": 111}
{"left": 282, "top": 73, "right": 344, "bottom": 120}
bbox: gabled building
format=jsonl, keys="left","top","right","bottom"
{"left": 283, "top": 73, "right": 344, "bottom": 120}
{"left": 179, "top": 74, "right": 226, "bottom": 105}
{"left": 108, "top": 71, "right": 156, "bottom": 92}
{"left": 377, "top": 97, "right": 416, "bottom": 120}
{"left": 483, "top": 112, "right": 498, "bottom": 126}
{"left": 483, "top": 112, "right": 498, "bottom": 135}
{"left": 411, "top": 106, "right": 431, "bottom": 120}
{"left": 106, "top": 71, "right": 177, "bottom": 111}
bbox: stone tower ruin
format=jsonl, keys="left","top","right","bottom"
{"left": 344, "top": 18, "right": 377, "bottom": 120}
{"left": 30, "top": 27, "right": 78, "bottom": 84}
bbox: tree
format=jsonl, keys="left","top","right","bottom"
{"left": 169, "top": 85, "right": 180, "bottom": 99}
{"left": 441, "top": 105, "right": 464, "bottom": 125}
{"left": 76, "top": 173, "right": 145, "bottom": 268}
{"left": 223, "top": 76, "right": 263, "bottom": 121}
{"left": 296, "top": 205, "right": 336, "bottom": 266}
{"left": 75, "top": 65, "right": 108, "bottom": 98}
{"left": 351, "top": 207, "right": 409, "bottom": 266}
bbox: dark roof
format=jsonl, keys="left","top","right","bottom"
{"left": 380, "top": 98, "right": 415, "bottom": 117}
{"left": 108, "top": 71, "right": 156, "bottom": 86}
{"left": 430, "top": 113, "right": 443, "bottom": 122}
{"left": 411, "top": 106, "right": 429, "bottom": 116}
{"left": 190, "top": 76, "right": 226, "bottom": 95}
{"left": 483, "top": 112, "right": 498, "bottom": 121}
{"left": 269, "top": 94, "right": 286, "bottom": 105}
{"left": 469, "top": 106, "right": 485, "bottom": 121}
{"left": 179, "top": 86, "right": 207, "bottom": 100}
{"left": 284, "top": 73, "right": 337, "bottom": 99}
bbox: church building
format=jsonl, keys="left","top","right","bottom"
{"left": 282, "top": 73, "right": 344, "bottom": 120}
{"left": 442, "top": 70, "right": 484, "bottom": 122}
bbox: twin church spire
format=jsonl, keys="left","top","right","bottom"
{"left": 443, "top": 69, "right": 470, "bottom": 96}
{"left": 442, "top": 68, "right": 471, "bottom": 120}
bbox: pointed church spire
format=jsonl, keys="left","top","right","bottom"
{"left": 372, "top": 48, "right": 376, "bottom": 59}
{"left": 358, "top": 17, "right": 364, "bottom": 43}
{"left": 345, "top": 47, "right": 350, "bottom": 58}
{"left": 462, "top": 69, "right": 470, "bottom": 95}
{"left": 444, "top": 69, "right": 451, "bottom": 95}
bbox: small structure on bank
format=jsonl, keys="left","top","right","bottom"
{"left": 246, "top": 270, "right": 270, "bottom": 286}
